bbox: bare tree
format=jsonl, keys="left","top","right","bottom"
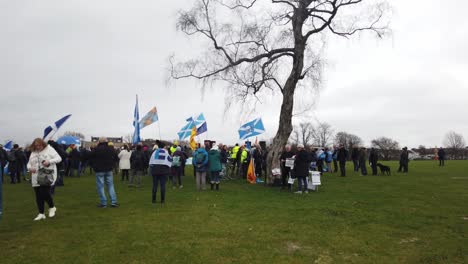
{"left": 334, "top": 131, "right": 362, "bottom": 150}
{"left": 444, "top": 131, "right": 466, "bottom": 159}
{"left": 62, "top": 131, "right": 85, "bottom": 140}
{"left": 171, "top": 0, "right": 390, "bottom": 183}
{"left": 371, "top": 136, "right": 399, "bottom": 160}
{"left": 291, "top": 122, "right": 314, "bottom": 146}
{"left": 311, "top": 121, "right": 333, "bottom": 147}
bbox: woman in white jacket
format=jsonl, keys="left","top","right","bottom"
{"left": 27, "top": 138, "right": 62, "bottom": 221}
{"left": 118, "top": 145, "right": 132, "bottom": 181}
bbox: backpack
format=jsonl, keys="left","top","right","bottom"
{"left": 172, "top": 155, "right": 181, "bottom": 167}
{"left": 7, "top": 150, "right": 16, "bottom": 162}
{"left": 195, "top": 151, "right": 205, "bottom": 165}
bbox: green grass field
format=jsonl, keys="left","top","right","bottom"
{"left": 1, "top": 161, "right": 467, "bottom": 264}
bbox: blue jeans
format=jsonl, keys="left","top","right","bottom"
{"left": 297, "top": 176, "right": 308, "bottom": 192}
{"left": 96, "top": 171, "right": 118, "bottom": 206}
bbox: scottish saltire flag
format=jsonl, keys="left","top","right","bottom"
{"left": 132, "top": 96, "right": 141, "bottom": 144}
{"left": 178, "top": 113, "right": 208, "bottom": 139}
{"left": 139, "top": 107, "right": 158, "bottom": 129}
{"left": 43, "top": 114, "right": 72, "bottom": 139}
{"left": 194, "top": 113, "right": 206, "bottom": 126}
{"left": 3, "top": 140, "right": 13, "bottom": 151}
{"left": 197, "top": 122, "right": 208, "bottom": 135}
{"left": 178, "top": 119, "right": 195, "bottom": 140}
{"left": 238, "top": 118, "right": 265, "bottom": 140}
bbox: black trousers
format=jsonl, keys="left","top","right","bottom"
{"left": 333, "top": 160, "right": 338, "bottom": 172}
{"left": 352, "top": 159, "right": 359, "bottom": 172}
{"left": 360, "top": 161, "right": 368, "bottom": 175}
{"left": 339, "top": 161, "right": 346, "bottom": 177}
{"left": 439, "top": 159, "right": 445, "bottom": 166}
{"left": 121, "top": 169, "right": 129, "bottom": 181}
{"left": 371, "top": 163, "right": 378, "bottom": 175}
{"left": 398, "top": 163, "right": 408, "bottom": 173}
{"left": 281, "top": 167, "right": 290, "bottom": 188}
{"left": 34, "top": 186, "right": 54, "bottom": 214}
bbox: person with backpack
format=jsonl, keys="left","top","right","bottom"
{"left": 130, "top": 144, "right": 146, "bottom": 188}
{"left": 208, "top": 144, "right": 222, "bottom": 191}
{"left": 192, "top": 145, "right": 209, "bottom": 191}
{"left": 171, "top": 146, "right": 186, "bottom": 189}
{"left": 149, "top": 142, "right": 172, "bottom": 203}
{"left": 27, "top": 138, "right": 62, "bottom": 221}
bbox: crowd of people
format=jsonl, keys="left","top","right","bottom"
{"left": 1, "top": 137, "right": 414, "bottom": 221}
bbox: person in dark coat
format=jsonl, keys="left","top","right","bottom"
{"left": 171, "top": 146, "right": 186, "bottom": 189}
{"left": 279, "top": 144, "right": 294, "bottom": 190}
{"left": 0, "top": 145, "right": 7, "bottom": 183}
{"left": 7, "top": 144, "right": 21, "bottom": 184}
{"left": 68, "top": 145, "right": 80, "bottom": 177}
{"left": 398, "top": 147, "right": 409, "bottom": 173}
{"left": 332, "top": 146, "right": 338, "bottom": 173}
{"left": 293, "top": 144, "right": 311, "bottom": 194}
{"left": 47, "top": 140, "right": 68, "bottom": 191}
{"left": 88, "top": 137, "right": 119, "bottom": 207}
{"left": 252, "top": 145, "right": 263, "bottom": 179}
{"left": 358, "top": 147, "right": 368, "bottom": 176}
{"left": 149, "top": 142, "right": 172, "bottom": 203}
{"left": 437, "top": 148, "right": 446, "bottom": 166}
{"left": 351, "top": 147, "right": 359, "bottom": 172}
{"left": 368, "top": 148, "right": 379, "bottom": 176}
{"left": 129, "top": 144, "right": 147, "bottom": 187}
{"left": 337, "top": 144, "right": 348, "bottom": 177}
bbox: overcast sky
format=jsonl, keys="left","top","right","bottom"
{"left": 1, "top": 0, "right": 467, "bottom": 148}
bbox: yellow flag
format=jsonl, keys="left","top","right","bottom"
{"left": 189, "top": 126, "right": 197, "bottom": 150}
{"left": 247, "top": 159, "right": 256, "bottom": 184}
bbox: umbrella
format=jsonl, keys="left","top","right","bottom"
{"left": 56, "top": 135, "right": 81, "bottom": 146}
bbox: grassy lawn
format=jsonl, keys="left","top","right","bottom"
{"left": 1, "top": 161, "right": 467, "bottom": 263}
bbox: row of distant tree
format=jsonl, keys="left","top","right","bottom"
{"left": 289, "top": 122, "right": 467, "bottom": 160}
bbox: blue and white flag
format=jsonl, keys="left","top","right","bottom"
{"left": 194, "top": 113, "right": 206, "bottom": 126}
{"left": 197, "top": 122, "right": 208, "bottom": 135}
{"left": 43, "top": 114, "right": 72, "bottom": 139}
{"left": 238, "top": 118, "right": 265, "bottom": 140}
{"left": 3, "top": 140, "right": 13, "bottom": 151}
{"left": 132, "top": 95, "right": 141, "bottom": 144}
{"left": 178, "top": 119, "right": 195, "bottom": 140}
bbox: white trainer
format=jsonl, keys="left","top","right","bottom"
{"left": 294, "top": 191, "right": 303, "bottom": 194}
{"left": 49, "top": 207, "right": 57, "bottom": 218}
{"left": 34, "top": 214, "right": 46, "bottom": 221}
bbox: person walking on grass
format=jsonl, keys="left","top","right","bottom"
{"left": 294, "top": 144, "right": 311, "bottom": 194}
{"left": 398, "top": 147, "right": 409, "bottom": 174}
{"left": 149, "top": 142, "right": 172, "bottom": 204}
{"left": 89, "top": 137, "right": 119, "bottom": 208}
{"left": 192, "top": 145, "right": 209, "bottom": 191}
{"left": 369, "top": 148, "right": 379, "bottom": 176}
{"left": 358, "top": 147, "right": 368, "bottom": 176}
{"left": 208, "top": 144, "right": 222, "bottom": 191}
{"left": 437, "top": 147, "right": 446, "bottom": 167}
{"left": 337, "top": 144, "right": 348, "bottom": 177}
{"left": 27, "top": 138, "right": 62, "bottom": 221}
{"left": 171, "top": 146, "right": 186, "bottom": 189}
{"left": 129, "top": 144, "right": 146, "bottom": 188}
{"left": 118, "top": 145, "right": 131, "bottom": 181}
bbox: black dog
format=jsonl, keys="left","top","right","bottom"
{"left": 376, "top": 163, "right": 391, "bottom": 175}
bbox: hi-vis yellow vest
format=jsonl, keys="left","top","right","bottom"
{"left": 170, "top": 146, "right": 177, "bottom": 155}
{"left": 240, "top": 149, "right": 248, "bottom": 163}
{"left": 231, "top": 146, "right": 240, "bottom": 159}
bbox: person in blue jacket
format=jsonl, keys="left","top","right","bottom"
{"left": 192, "top": 145, "right": 209, "bottom": 191}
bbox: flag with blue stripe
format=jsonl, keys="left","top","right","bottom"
{"left": 139, "top": 107, "right": 158, "bottom": 129}
{"left": 238, "top": 118, "right": 265, "bottom": 140}
{"left": 43, "top": 114, "right": 72, "bottom": 139}
{"left": 132, "top": 96, "right": 141, "bottom": 144}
